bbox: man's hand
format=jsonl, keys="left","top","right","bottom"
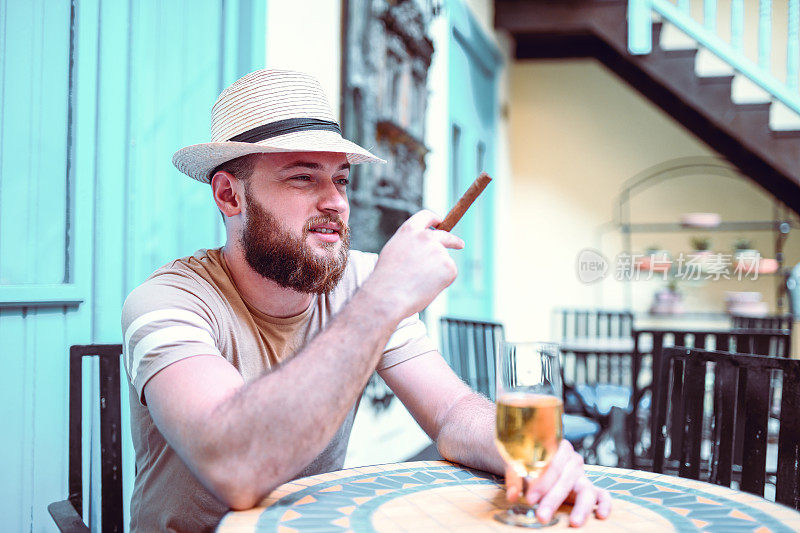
{"left": 366, "top": 210, "right": 464, "bottom": 319}
{"left": 504, "top": 441, "right": 612, "bottom": 527}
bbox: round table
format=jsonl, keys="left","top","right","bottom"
{"left": 217, "top": 461, "right": 800, "bottom": 532}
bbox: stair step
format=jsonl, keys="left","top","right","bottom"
{"left": 695, "top": 48, "right": 735, "bottom": 77}
{"left": 659, "top": 21, "right": 697, "bottom": 51}
{"left": 729, "top": 103, "right": 771, "bottom": 133}
{"left": 731, "top": 74, "right": 772, "bottom": 105}
{"left": 770, "top": 101, "right": 800, "bottom": 132}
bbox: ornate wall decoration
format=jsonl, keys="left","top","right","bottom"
{"left": 342, "top": 0, "right": 438, "bottom": 410}
{"left": 342, "top": 0, "right": 437, "bottom": 253}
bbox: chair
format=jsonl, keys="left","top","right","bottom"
{"left": 732, "top": 313, "right": 793, "bottom": 349}
{"left": 554, "top": 309, "right": 636, "bottom": 463}
{"left": 731, "top": 313, "right": 794, "bottom": 331}
{"left": 657, "top": 346, "right": 800, "bottom": 509}
{"left": 630, "top": 329, "right": 791, "bottom": 470}
{"left": 439, "top": 317, "right": 600, "bottom": 447}
{"left": 48, "top": 344, "right": 125, "bottom": 533}
{"left": 440, "top": 317, "right": 504, "bottom": 400}
{"left": 554, "top": 308, "right": 634, "bottom": 341}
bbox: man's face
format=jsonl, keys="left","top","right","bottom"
{"left": 238, "top": 152, "right": 352, "bottom": 294}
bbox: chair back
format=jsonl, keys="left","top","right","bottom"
{"left": 631, "top": 328, "right": 791, "bottom": 470}
{"left": 52, "top": 344, "right": 125, "bottom": 532}
{"left": 732, "top": 314, "right": 794, "bottom": 349}
{"left": 555, "top": 308, "right": 634, "bottom": 340}
{"left": 440, "top": 317, "right": 504, "bottom": 399}
{"left": 731, "top": 313, "right": 793, "bottom": 330}
{"left": 554, "top": 309, "right": 636, "bottom": 395}
{"left": 659, "top": 346, "right": 800, "bottom": 509}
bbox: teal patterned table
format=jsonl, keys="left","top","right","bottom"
{"left": 217, "top": 461, "right": 800, "bottom": 532}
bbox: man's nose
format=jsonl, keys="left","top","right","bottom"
{"left": 317, "top": 180, "right": 348, "bottom": 213}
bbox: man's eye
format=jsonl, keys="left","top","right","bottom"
{"left": 291, "top": 175, "right": 312, "bottom": 182}
{"left": 336, "top": 178, "right": 350, "bottom": 186}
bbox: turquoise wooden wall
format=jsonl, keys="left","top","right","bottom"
{"left": 0, "top": 0, "right": 265, "bottom": 530}
{"left": 446, "top": 0, "right": 501, "bottom": 319}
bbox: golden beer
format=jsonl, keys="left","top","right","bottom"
{"left": 495, "top": 392, "right": 563, "bottom": 477}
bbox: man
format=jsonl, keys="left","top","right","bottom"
{"left": 122, "top": 69, "right": 611, "bottom": 531}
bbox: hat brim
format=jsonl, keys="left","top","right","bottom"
{"left": 172, "top": 130, "right": 385, "bottom": 183}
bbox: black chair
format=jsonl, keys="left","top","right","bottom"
{"left": 439, "top": 316, "right": 600, "bottom": 449}
{"left": 732, "top": 313, "right": 794, "bottom": 330}
{"left": 555, "top": 309, "right": 636, "bottom": 463}
{"left": 657, "top": 346, "right": 800, "bottom": 509}
{"left": 48, "top": 344, "right": 125, "bottom": 533}
{"left": 440, "top": 317, "right": 504, "bottom": 400}
{"left": 630, "top": 329, "right": 791, "bottom": 470}
{"left": 554, "top": 308, "right": 634, "bottom": 340}
{"left": 732, "top": 313, "right": 794, "bottom": 349}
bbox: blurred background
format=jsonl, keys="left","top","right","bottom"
{"left": 3, "top": 0, "right": 800, "bottom": 530}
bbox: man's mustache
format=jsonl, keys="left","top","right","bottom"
{"left": 304, "top": 215, "right": 348, "bottom": 236}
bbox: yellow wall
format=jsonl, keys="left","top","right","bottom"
{"left": 498, "top": 59, "right": 800, "bottom": 342}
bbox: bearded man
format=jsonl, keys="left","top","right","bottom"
{"left": 121, "top": 70, "right": 610, "bottom": 532}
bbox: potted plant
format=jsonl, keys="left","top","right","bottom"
{"left": 690, "top": 236, "right": 712, "bottom": 256}
{"left": 733, "top": 238, "right": 758, "bottom": 258}
{"left": 733, "top": 237, "right": 759, "bottom": 271}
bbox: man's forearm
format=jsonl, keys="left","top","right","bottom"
{"left": 435, "top": 393, "right": 505, "bottom": 475}
{"left": 199, "top": 280, "right": 402, "bottom": 507}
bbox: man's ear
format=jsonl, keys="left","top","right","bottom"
{"left": 211, "top": 171, "right": 243, "bottom": 217}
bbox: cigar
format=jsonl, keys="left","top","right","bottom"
{"left": 436, "top": 173, "right": 492, "bottom": 232}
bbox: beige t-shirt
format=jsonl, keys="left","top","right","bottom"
{"left": 121, "top": 248, "right": 436, "bottom": 532}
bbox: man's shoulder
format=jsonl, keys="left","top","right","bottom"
{"left": 147, "top": 248, "right": 221, "bottom": 279}
{"left": 122, "top": 249, "right": 223, "bottom": 327}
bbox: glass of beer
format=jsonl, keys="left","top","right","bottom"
{"left": 494, "top": 341, "right": 563, "bottom": 528}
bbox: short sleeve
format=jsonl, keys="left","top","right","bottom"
{"left": 377, "top": 312, "right": 438, "bottom": 370}
{"left": 121, "top": 274, "right": 222, "bottom": 404}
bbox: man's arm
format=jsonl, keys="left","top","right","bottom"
{"left": 143, "top": 211, "right": 464, "bottom": 510}
{"left": 380, "top": 351, "right": 611, "bottom": 527}
{"left": 378, "top": 352, "right": 503, "bottom": 473}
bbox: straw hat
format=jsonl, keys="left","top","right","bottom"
{"left": 172, "top": 69, "right": 384, "bottom": 183}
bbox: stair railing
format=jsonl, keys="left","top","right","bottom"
{"left": 628, "top": 0, "right": 800, "bottom": 115}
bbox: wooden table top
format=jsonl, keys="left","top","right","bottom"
{"left": 217, "top": 461, "right": 800, "bottom": 532}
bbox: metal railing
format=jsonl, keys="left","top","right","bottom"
{"left": 628, "top": 0, "right": 800, "bottom": 115}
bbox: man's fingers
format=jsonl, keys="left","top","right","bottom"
{"left": 524, "top": 440, "right": 574, "bottom": 504}
{"left": 403, "top": 210, "right": 442, "bottom": 231}
{"left": 534, "top": 454, "right": 584, "bottom": 523}
{"left": 430, "top": 230, "right": 465, "bottom": 250}
{"left": 595, "top": 488, "right": 612, "bottom": 519}
{"left": 505, "top": 465, "right": 523, "bottom": 503}
{"left": 399, "top": 210, "right": 464, "bottom": 249}
{"left": 567, "top": 477, "right": 597, "bottom": 527}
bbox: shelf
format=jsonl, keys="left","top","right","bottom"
{"left": 620, "top": 221, "right": 795, "bottom": 233}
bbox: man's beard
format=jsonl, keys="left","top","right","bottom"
{"left": 240, "top": 190, "right": 350, "bottom": 294}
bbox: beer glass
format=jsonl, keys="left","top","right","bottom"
{"left": 495, "top": 342, "right": 563, "bottom": 528}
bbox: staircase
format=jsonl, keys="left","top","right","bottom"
{"left": 495, "top": 0, "right": 800, "bottom": 215}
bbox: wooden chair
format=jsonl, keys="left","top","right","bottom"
{"left": 553, "top": 309, "right": 636, "bottom": 462}
{"left": 554, "top": 308, "right": 634, "bottom": 340}
{"left": 439, "top": 317, "right": 600, "bottom": 448}
{"left": 732, "top": 313, "right": 793, "bottom": 349}
{"left": 631, "top": 329, "right": 791, "bottom": 471}
{"left": 732, "top": 313, "right": 794, "bottom": 330}
{"left": 440, "top": 317, "right": 504, "bottom": 400}
{"left": 48, "top": 344, "right": 125, "bottom": 533}
{"left": 657, "top": 346, "right": 800, "bottom": 509}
